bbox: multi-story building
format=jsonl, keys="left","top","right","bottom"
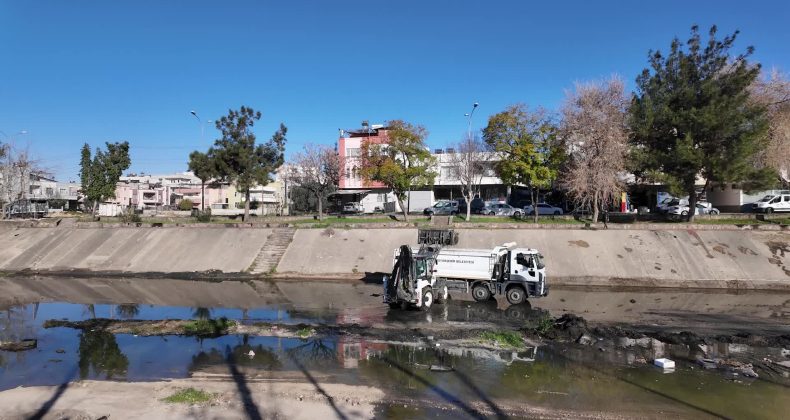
{"left": 27, "top": 174, "right": 81, "bottom": 210}
{"left": 334, "top": 124, "right": 401, "bottom": 213}
{"left": 334, "top": 122, "right": 507, "bottom": 213}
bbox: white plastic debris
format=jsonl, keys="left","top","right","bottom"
{"left": 654, "top": 358, "right": 676, "bottom": 369}
{"left": 247, "top": 350, "right": 255, "bottom": 358}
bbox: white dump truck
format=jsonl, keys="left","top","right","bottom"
{"left": 383, "top": 241, "right": 548, "bottom": 310}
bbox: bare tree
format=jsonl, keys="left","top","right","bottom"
{"left": 750, "top": 69, "right": 790, "bottom": 186}
{"left": 447, "top": 136, "right": 487, "bottom": 221}
{"left": 0, "top": 142, "right": 48, "bottom": 214}
{"left": 287, "top": 144, "right": 341, "bottom": 220}
{"left": 560, "top": 76, "right": 629, "bottom": 223}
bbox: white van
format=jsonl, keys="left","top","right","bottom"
{"left": 752, "top": 193, "right": 790, "bottom": 213}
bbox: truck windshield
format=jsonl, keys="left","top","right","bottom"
{"left": 535, "top": 254, "right": 545, "bottom": 269}
{"left": 759, "top": 195, "right": 775, "bottom": 202}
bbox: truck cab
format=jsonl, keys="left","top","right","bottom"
{"left": 508, "top": 249, "right": 547, "bottom": 299}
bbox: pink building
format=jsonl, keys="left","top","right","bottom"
{"left": 333, "top": 124, "right": 400, "bottom": 213}
{"left": 338, "top": 124, "right": 389, "bottom": 189}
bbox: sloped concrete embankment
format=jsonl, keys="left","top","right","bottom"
{"left": 276, "top": 228, "right": 790, "bottom": 289}
{"left": 0, "top": 226, "right": 271, "bottom": 273}
{"left": 0, "top": 224, "right": 788, "bottom": 290}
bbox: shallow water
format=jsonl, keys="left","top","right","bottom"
{"left": 2, "top": 301, "right": 789, "bottom": 419}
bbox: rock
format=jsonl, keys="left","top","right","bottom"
{"left": 0, "top": 339, "right": 37, "bottom": 352}
{"left": 577, "top": 334, "right": 594, "bottom": 346}
{"left": 697, "top": 358, "right": 717, "bottom": 369}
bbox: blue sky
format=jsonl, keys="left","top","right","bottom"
{"left": 1, "top": 0, "right": 788, "bottom": 181}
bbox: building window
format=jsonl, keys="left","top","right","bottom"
{"left": 46, "top": 188, "right": 54, "bottom": 196}
{"left": 347, "top": 148, "right": 360, "bottom": 157}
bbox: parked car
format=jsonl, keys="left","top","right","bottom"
{"left": 457, "top": 197, "right": 486, "bottom": 215}
{"left": 482, "top": 203, "right": 522, "bottom": 217}
{"left": 342, "top": 202, "right": 363, "bottom": 214}
{"left": 424, "top": 200, "right": 460, "bottom": 216}
{"left": 752, "top": 193, "right": 790, "bottom": 213}
{"left": 423, "top": 200, "right": 450, "bottom": 215}
{"left": 667, "top": 203, "right": 720, "bottom": 216}
{"left": 657, "top": 198, "right": 685, "bottom": 214}
{"left": 524, "top": 203, "right": 563, "bottom": 215}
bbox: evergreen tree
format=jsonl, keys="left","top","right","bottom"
{"left": 187, "top": 150, "right": 216, "bottom": 212}
{"left": 629, "top": 25, "right": 775, "bottom": 221}
{"left": 79, "top": 142, "right": 131, "bottom": 215}
{"left": 358, "top": 120, "right": 436, "bottom": 222}
{"left": 210, "top": 106, "right": 287, "bottom": 221}
{"left": 482, "top": 104, "right": 562, "bottom": 222}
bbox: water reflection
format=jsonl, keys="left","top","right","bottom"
{"left": 78, "top": 330, "right": 128, "bottom": 380}
{"left": 116, "top": 304, "right": 140, "bottom": 319}
{"left": 192, "top": 307, "right": 212, "bottom": 320}
{"left": 1, "top": 301, "right": 789, "bottom": 419}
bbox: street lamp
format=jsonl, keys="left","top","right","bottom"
{"left": 464, "top": 102, "right": 479, "bottom": 140}
{"left": 190, "top": 111, "right": 212, "bottom": 142}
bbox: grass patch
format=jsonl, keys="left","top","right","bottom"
{"left": 456, "top": 216, "right": 583, "bottom": 224}
{"left": 296, "top": 326, "right": 314, "bottom": 338}
{"left": 162, "top": 388, "right": 214, "bottom": 404}
{"left": 480, "top": 330, "right": 524, "bottom": 348}
{"left": 525, "top": 315, "right": 555, "bottom": 336}
{"left": 290, "top": 216, "right": 395, "bottom": 225}
{"left": 182, "top": 317, "right": 234, "bottom": 337}
{"left": 692, "top": 217, "right": 790, "bottom": 225}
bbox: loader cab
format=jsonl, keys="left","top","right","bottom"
{"left": 414, "top": 255, "right": 434, "bottom": 280}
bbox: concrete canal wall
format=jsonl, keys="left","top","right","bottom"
{"left": 0, "top": 225, "right": 270, "bottom": 273}
{"left": 277, "top": 228, "right": 790, "bottom": 289}
{"left": 0, "top": 223, "right": 788, "bottom": 289}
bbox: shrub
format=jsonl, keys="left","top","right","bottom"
{"left": 182, "top": 317, "right": 234, "bottom": 337}
{"left": 480, "top": 330, "right": 524, "bottom": 348}
{"left": 178, "top": 199, "right": 194, "bottom": 211}
{"left": 119, "top": 208, "right": 141, "bottom": 223}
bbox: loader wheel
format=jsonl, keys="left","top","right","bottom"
{"left": 506, "top": 286, "right": 526, "bottom": 305}
{"left": 472, "top": 284, "right": 491, "bottom": 302}
{"left": 420, "top": 288, "right": 434, "bottom": 311}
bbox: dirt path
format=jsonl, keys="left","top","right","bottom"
{"left": 0, "top": 379, "right": 384, "bottom": 420}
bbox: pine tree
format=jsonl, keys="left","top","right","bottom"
{"left": 629, "top": 25, "right": 775, "bottom": 221}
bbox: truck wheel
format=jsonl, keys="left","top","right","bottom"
{"left": 506, "top": 286, "right": 526, "bottom": 305}
{"left": 420, "top": 288, "right": 434, "bottom": 311}
{"left": 435, "top": 286, "right": 449, "bottom": 304}
{"left": 472, "top": 284, "right": 491, "bottom": 302}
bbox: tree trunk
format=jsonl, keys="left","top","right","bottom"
{"left": 686, "top": 186, "right": 697, "bottom": 223}
{"left": 200, "top": 180, "right": 205, "bottom": 212}
{"left": 465, "top": 193, "right": 471, "bottom": 222}
{"left": 592, "top": 190, "right": 600, "bottom": 224}
{"left": 531, "top": 188, "right": 539, "bottom": 223}
{"left": 316, "top": 192, "right": 323, "bottom": 221}
{"left": 243, "top": 189, "right": 250, "bottom": 222}
{"left": 397, "top": 196, "right": 409, "bottom": 222}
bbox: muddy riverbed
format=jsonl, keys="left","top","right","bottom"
{"left": 1, "top": 276, "right": 790, "bottom": 419}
